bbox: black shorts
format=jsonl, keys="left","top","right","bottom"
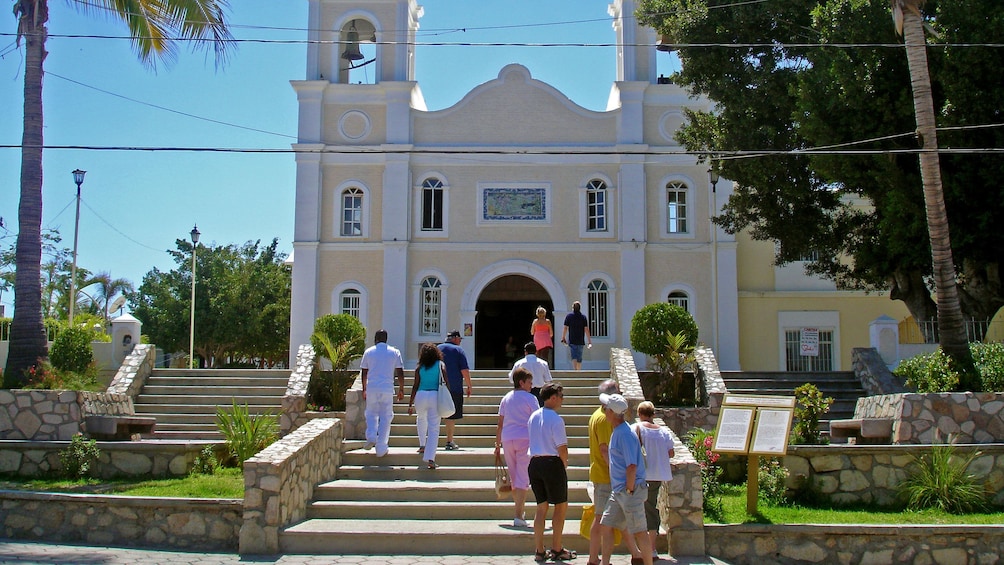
{"left": 445, "top": 386, "right": 464, "bottom": 419}
{"left": 528, "top": 456, "right": 568, "bottom": 505}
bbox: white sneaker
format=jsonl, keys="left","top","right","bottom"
{"left": 513, "top": 517, "right": 528, "bottom": 528}
{"left": 363, "top": 442, "right": 375, "bottom": 450}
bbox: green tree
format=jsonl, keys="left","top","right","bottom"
{"left": 637, "top": 0, "right": 1001, "bottom": 390}
{"left": 7, "top": 0, "right": 234, "bottom": 385}
{"left": 129, "top": 238, "right": 290, "bottom": 368}
{"left": 84, "top": 272, "right": 134, "bottom": 323}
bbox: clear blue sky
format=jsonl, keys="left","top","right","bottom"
{"left": 1, "top": 1, "right": 676, "bottom": 315}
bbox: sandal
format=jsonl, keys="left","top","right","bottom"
{"left": 426, "top": 460, "right": 437, "bottom": 469}
{"left": 551, "top": 548, "right": 577, "bottom": 561}
{"left": 534, "top": 550, "right": 551, "bottom": 562}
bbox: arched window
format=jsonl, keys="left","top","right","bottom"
{"left": 588, "top": 279, "right": 609, "bottom": 338}
{"left": 341, "top": 187, "right": 363, "bottom": 236}
{"left": 420, "top": 276, "right": 442, "bottom": 336}
{"left": 586, "top": 179, "right": 607, "bottom": 232}
{"left": 340, "top": 289, "right": 362, "bottom": 318}
{"left": 667, "top": 290, "right": 690, "bottom": 313}
{"left": 421, "top": 178, "right": 444, "bottom": 231}
{"left": 666, "top": 181, "right": 689, "bottom": 234}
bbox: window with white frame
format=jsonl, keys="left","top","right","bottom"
{"left": 421, "top": 178, "right": 444, "bottom": 231}
{"left": 666, "top": 181, "right": 689, "bottom": 234}
{"left": 667, "top": 290, "right": 690, "bottom": 313}
{"left": 588, "top": 279, "right": 609, "bottom": 338}
{"left": 784, "top": 329, "right": 834, "bottom": 371}
{"left": 341, "top": 187, "right": 363, "bottom": 236}
{"left": 420, "top": 276, "right": 442, "bottom": 336}
{"left": 586, "top": 179, "right": 607, "bottom": 232}
{"left": 340, "top": 289, "right": 362, "bottom": 318}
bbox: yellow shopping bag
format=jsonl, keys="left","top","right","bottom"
{"left": 579, "top": 504, "right": 622, "bottom": 545}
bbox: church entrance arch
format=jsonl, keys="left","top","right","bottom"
{"left": 460, "top": 261, "right": 568, "bottom": 370}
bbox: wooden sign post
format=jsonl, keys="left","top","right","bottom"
{"left": 711, "top": 394, "right": 795, "bottom": 514}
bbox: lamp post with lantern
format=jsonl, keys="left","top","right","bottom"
{"left": 68, "top": 169, "right": 86, "bottom": 327}
{"left": 189, "top": 225, "right": 200, "bottom": 368}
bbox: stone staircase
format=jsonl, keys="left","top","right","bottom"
{"left": 279, "top": 369, "right": 609, "bottom": 556}
{"left": 719, "top": 371, "right": 864, "bottom": 432}
{"left": 132, "top": 368, "right": 288, "bottom": 440}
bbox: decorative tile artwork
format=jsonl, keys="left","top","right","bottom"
{"left": 482, "top": 187, "right": 547, "bottom": 221}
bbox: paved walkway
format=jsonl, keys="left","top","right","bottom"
{"left": 0, "top": 540, "right": 721, "bottom": 565}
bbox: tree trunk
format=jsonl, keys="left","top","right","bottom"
{"left": 901, "top": 7, "right": 977, "bottom": 389}
{"left": 4, "top": 1, "right": 49, "bottom": 387}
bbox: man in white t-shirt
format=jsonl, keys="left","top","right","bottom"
{"left": 359, "top": 329, "right": 405, "bottom": 457}
{"left": 509, "top": 342, "right": 552, "bottom": 406}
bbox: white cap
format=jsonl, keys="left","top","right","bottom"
{"left": 599, "top": 393, "right": 628, "bottom": 416}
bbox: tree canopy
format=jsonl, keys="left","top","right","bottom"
{"left": 637, "top": 0, "right": 1004, "bottom": 330}
{"left": 129, "top": 238, "right": 291, "bottom": 368}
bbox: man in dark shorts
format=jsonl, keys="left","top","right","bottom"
{"left": 561, "top": 301, "right": 592, "bottom": 371}
{"left": 527, "top": 382, "right": 576, "bottom": 562}
{"left": 438, "top": 329, "right": 471, "bottom": 450}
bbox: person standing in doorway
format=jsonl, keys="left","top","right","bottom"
{"left": 530, "top": 306, "right": 554, "bottom": 366}
{"left": 509, "top": 341, "right": 552, "bottom": 406}
{"left": 408, "top": 343, "right": 445, "bottom": 469}
{"left": 359, "top": 329, "right": 405, "bottom": 458}
{"left": 561, "top": 301, "right": 592, "bottom": 371}
{"left": 527, "top": 382, "right": 576, "bottom": 562}
{"left": 438, "top": 329, "right": 472, "bottom": 451}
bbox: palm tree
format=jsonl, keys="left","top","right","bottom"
{"left": 85, "top": 272, "right": 134, "bottom": 322}
{"left": 5, "top": 1, "right": 233, "bottom": 387}
{"left": 891, "top": 0, "right": 976, "bottom": 390}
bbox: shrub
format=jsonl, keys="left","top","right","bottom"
{"left": 22, "top": 359, "right": 100, "bottom": 391}
{"left": 216, "top": 401, "right": 278, "bottom": 464}
{"left": 972, "top": 342, "right": 1004, "bottom": 392}
{"left": 897, "top": 436, "right": 987, "bottom": 514}
{"left": 894, "top": 348, "right": 959, "bottom": 392}
{"left": 310, "top": 314, "right": 365, "bottom": 371}
{"left": 630, "top": 303, "right": 699, "bottom": 401}
{"left": 307, "top": 368, "right": 357, "bottom": 411}
{"left": 686, "top": 427, "right": 724, "bottom": 521}
{"left": 757, "top": 457, "right": 790, "bottom": 506}
{"left": 49, "top": 326, "right": 93, "bottom": 373}
{"left": 791, "top": 383, "right": 833, "bottom": 445}
{"left": 191, "top": 445, "right": 219, "bottom": 475}
{"left": 59, "top": 434, "right": 100, "bottom": 478}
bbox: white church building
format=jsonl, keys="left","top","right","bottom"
{"left": 288, "top": 0, "right": 909, "bottom": 372}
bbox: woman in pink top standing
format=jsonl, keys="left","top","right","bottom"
{"left": 530, "top": 306, "right": 554, "bottom": 366}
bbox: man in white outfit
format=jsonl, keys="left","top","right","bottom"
{"left": 509, "top": 342, "right": 552, "bottom": 406}
{"left": 359, "top": 329, "right": 405, "bottom": 457}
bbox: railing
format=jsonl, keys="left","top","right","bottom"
{"left": 899, "top": 318, "right": 1003, "bottom": 345}
{"left": 0, "top": 320, "right": 60, "bottom": 342}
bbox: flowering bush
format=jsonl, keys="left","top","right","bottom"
{"left": 686, "top": 427, "right": 724, "bottom": 520}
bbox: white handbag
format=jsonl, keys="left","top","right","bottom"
{"left": 437, "top": 363, "right": 456, "bottom": 418}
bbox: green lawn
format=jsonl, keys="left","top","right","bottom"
{"left": 716, "top": 484, "right": 1004, "bottom": 525}
{"left": 0, "top": 467, "right": 244, "bottom": 498}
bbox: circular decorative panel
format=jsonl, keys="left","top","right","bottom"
{"left": 338, "top": 110, "right": 371, "bottom": 140}
{"left": 659, "top": 112, "right": 685, "bottom": 145}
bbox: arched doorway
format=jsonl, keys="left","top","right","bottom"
{"left": 475, "top": 275, "right": 552, "bottom": 369}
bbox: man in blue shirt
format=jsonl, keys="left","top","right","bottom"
{"left": 438, "top": 330, "right": 471, "bottom": 450}
{"left": 598, "top": 393, "right": 653, "bottom": 565}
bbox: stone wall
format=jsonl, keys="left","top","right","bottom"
{"left": 106, "top": 344, "right": 156, "bottom": 398}
{"left": 240, "top": 417, "right": 342, "bottom": 555}
{"left": 0, "top": 490, "right": 242, "bottom": 551}
{"left": 0, "top": 390, "right": 134, "bottom": 441}
{"left": 851, "top": 347, "right": 907, "bottom": 396}
{"left": 0, "top": 440, "right": 220, "bottom": 478}
{"left": 855, "top": 392, "right": 1004, "bottom": 444}
{"left": 343, "top": 375, "right": 365, "bottom": 440}
{"left": 280, "top": 344, "right": 314, "bottom": 435}
{"left": 705, "top": 523, "right": 1004, "bottom": 565}
{"left": 610, "top": 347, "right": 705, "bottom": 556}
{"left": 784, "top": 443, "right": 1004, "bottom": 507}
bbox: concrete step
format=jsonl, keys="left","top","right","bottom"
{"left": 335, "top": 463, "right": 589, "bottom": 482}
{"left": 145, "top": 377, "right": 289, "bottom": 387}
{"left": 150, "top": 430, "right": 224, "bottom": 440}
{"left": 305, "top": 499, "right": 582, "bottom": 521}
{"left": 134, "top": 395, "right": 283, "bottom": 405}
{"left": 384, "top": 435, "right": 590, "bottom": 448}
{"left": 312, "top": 479, "right": 592, "bottom": 504}
{"left": 139, "top": 386, "right": 287, "bottom": 396}
{"left": 340, "top": 447, "right": 591, "bottom": 467}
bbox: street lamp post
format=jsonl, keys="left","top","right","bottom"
{"left": 189, "top": 225, "right": 200, "bottom": 368}
{"left": 68, "top": 169, "right": 86, "bottom": 327}
{"left": 708, "top": 164, "right": 720, "bottom": 353}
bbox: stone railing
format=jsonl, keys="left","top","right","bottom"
{"left": 851, "top": 347, "right": 907, "bottom": 396}
{"left": 610, "top": 347, "right": 705, "bottom": 556}
{"left": 0, "top": 490, "right": 242, "bottom": 551}
{"left": 0, "top": 439, "right": 219, "bottom": 478}
{"left": 855, "top": 392, "right": 1004, "bottom": 444}
{"left": 784, "top": 443, "right": 1004, "bottom": 507}
{"left": 343, "top": 371, "right": 366, "bottom": 440}
{"left": 705, "top": 523, "right": 1004, "bottom": 564}
{"left": 280, "top": 344, "right": 315, "bottom": 435}
{"left": 106, "top": 343, "right": 156, "bottom": 398}
{"left": 240, "top": 417, "right": 342, "bottom": 555}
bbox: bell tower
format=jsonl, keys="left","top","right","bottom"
{"left": 305, "top": 0, "right": 423, "bottom": 84}
{"left": 607, "top": 0, "right": 658, "bottom": 83}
